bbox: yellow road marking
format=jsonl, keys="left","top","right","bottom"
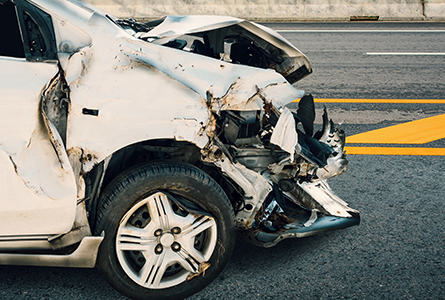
{"left": 291, "top": 98, "right": 445, "bottom": 155}
{"left": 345, "top": 147, "right": 445, "bottom": 156}
{"left": 292, "top": 98, "right": 445, "bottom": 104}
{"left": 345, "top": 114, "right": 445, "bottom": 144}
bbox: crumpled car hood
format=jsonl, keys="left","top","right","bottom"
{"left": 136, "top": 15, "right": 313, "bottom": 84}
{"left": 140, "top": 15, "right": 243, "bottom": 39}
{"left": 123, "top": 37, "right": 305, "bottom": 111}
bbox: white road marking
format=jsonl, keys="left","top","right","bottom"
{"left": 276, "top": 30, "right": 445, "bottom": 33}
{"left": 366, "top": 52, "right": 445, "bottom": 56}
{"left": 288, "top": 108, "right": 431, "bottom": 125}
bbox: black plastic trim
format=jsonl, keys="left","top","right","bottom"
{"left": 15, "top": 0, "right": 57, "bottom": 62}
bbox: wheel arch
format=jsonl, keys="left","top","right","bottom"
{"left": 83, "top": 139, "right": 240, "bottom": 232}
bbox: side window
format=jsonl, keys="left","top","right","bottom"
{"left": 0, "top": 0, "right": 57, "bottom": 62}
{"left": 0, "top": 1, "right": 25, "bottom": 58}
{"left": 16, "top": 5, "right": 57, "bottom": 61}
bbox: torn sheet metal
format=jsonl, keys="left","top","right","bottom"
{"left": 297, "top": 180, "right": 358, "bottom": 218}
{"left": 140, "top": 15, "right": 243, "bottom": 40}
{"left": 138, "top": 15, "right": 312, "bottom": 83}
{"left": 212, "top": 155, "right": 272, "bottom": 229}
{"left": 123, "top": 37, "right": 304, "bottom": 112}
{"left": 241, "top": 214, "right": 359, "bottom": 248}
{"left": 270, "top": 107, "right": 299, "bottom": 160}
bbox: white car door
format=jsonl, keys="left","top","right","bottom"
{"left": 0, "top": 1, "right": 77, "bottom": 236}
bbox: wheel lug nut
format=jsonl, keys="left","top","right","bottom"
{"left": 154, "top": 229, "right": 163, "bottom": 237}
{"left": 171, "top": 242, "right": 181, "bottom": 252}
{"left": 171, "top": 227, "right": 181, "bottom": 234}
{"left": 155, "top": 244, "right": 163, "bottom": 254}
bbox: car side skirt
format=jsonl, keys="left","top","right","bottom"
{"left": 0, "top": 236, "right": 103, "bottom": 268}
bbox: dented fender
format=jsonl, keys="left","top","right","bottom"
{"left": 59, "top": 12, "right": 307, "bottom": 177}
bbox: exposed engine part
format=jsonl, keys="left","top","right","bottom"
{"left": 240, "top": 180, "right": 359, "bottom": 248}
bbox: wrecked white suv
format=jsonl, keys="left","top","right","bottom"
{"left": 0, "top": 0, "right": 359, "bottom": 299}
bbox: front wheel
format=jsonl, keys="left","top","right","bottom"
{"left": 95, "top": 162, "right": 236, "bottom": 300}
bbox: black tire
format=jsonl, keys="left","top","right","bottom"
{"left": 94, "top": 161, "right": 236, "bottom": 300}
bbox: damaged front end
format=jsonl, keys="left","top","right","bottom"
{"left": 110, "top": 16, "right": 360, "bottom": 248}
{"left": 201, "top": 93, "right": 359, "bottom": 247}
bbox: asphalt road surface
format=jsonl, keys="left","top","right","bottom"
{"left": 1, "top": 22, "right": 444, "bottom": 300}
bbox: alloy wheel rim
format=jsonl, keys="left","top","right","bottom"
{"left": 116, "top": 192, "right": 217, "bottom": 289}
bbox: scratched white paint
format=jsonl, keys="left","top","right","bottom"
{"left": 59, "top": 9, "right": 308, "bottom": 180}
{"left": 0, "top": 58, "right": 76, "bottom": 235}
